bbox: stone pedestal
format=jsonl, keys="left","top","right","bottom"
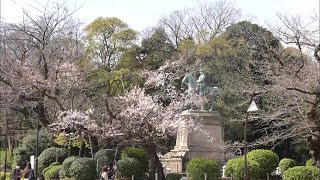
{"left": 160, "top": 110, "right": 225, "bottom": 173}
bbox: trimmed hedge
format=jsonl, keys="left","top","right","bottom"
{"left": 38, "top": 147, "right": 68, "bottom": 175}
{"left": 232, "top": 158, "right": 261, "bottom": 180}
{"left": 69, "top": 158, "right": 96, "bottom": 180}
{"left": 166, "top": 173, "right": 182, "bottom": 180}
{"left": 42, "top": 162, "right": 61, "bottom": 176}
{"left": 283, "top": 166, "right": 320, "bottom": 180}
{"left": 186, "top": 158, "right": 220, "bottom": 180}
{"left": 44, "top": 164, "right": 62, "bottom": 180}
{"left": 94, "top": 149, "right": 115, "bottom": 174}
{"left": 60, "top": 156, "right": 78, "bottom": 178}
{"left": 121, "top": 147, "right": 148, "bottom": 172}
{"left": 225, "top": 158, "right": 238, "bottom": 177}
{"left": 117, "top": 158, "right": 144, "bottom": 179}
{"left": 279, "top": 158, "right": 296, "bottom": 173}
{"left": 247, "top": 149, "right": 279, "bottom": 176}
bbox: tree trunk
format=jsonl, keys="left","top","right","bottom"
{"left": 307, "top": 132, "right": 320, "bottom": 167}
{"left": 78, "top": 134, "right": 85, "bottom": 157}
{"left": 144, "top": 143, "right": 165, "bottom": 180}
{"left": 37, "top": 101, "right": 49, "bottom": 127}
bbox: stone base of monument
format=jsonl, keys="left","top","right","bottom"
{"left": 160, "top": 110, "right": 225, "bottom": 174}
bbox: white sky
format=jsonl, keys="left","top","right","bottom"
{"left": 1, "top": 0, "right": 319, "bottom": 31}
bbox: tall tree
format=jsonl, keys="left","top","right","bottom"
{"left": 0, "top": 2, "right": 85, "bottom": 127}
{"left": 84, "top": 17, "right": 137, "bottom": 71}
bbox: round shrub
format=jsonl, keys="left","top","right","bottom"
{"left": 38, "top": 147, "right": 68, "bottom": 174}
{"left": 60, "top": 156, "right": 78, "bottom": 178}
{"left": 225, "top": 158, "right": 238, "bottom": 177}
{"left": 283, "top": 166, "right": 320, "bottom": 180}
{"left": 279, "top": 158, "right": 296, "bottom": 173}
{"left": 306, "top": 159, "right": 312, "bottom": 166}
{"left": 232, "top": 158, "right": 261, "bottom": 180}
{"left": 121, "top": 147, "right": 148, "bottom": 172}
{"left": 117, "top": 158, "right": 144, "bottom": 179}
{"left": 186, "top": 158, "right": 220, "bottom": 180}
{"left": 247, "top": 149, "right": 279, "bottom": 176}
{"left": 44, "top": 164, "right": 62, "bottom": 180}
{"left": 69, "top": 158, "right": 96, "bottom": 180}
{"left": 14, "top": 129, "right": 54, "bottom": 168}
{"left": 166, "top": 173, "right": 182, "bottom": 180}
{"left": 94, "top": 149, "right": 115, "bottom": 173}
{"left": 42, "top": 162, "right": 61, "bottom": 176}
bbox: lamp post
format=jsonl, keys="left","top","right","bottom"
{"left": 244, "top": 96, "right": 258, "bottom": 180}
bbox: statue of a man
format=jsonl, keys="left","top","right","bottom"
{"left": 197, "top": 69, "right": 206, "bottom": 96}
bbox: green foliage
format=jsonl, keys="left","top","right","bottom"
{"left": 117, "top": 158, "right": 144, "bottom": 179}
{"left": 42, "top": 162, "right": 61, "bottom": 176}
{"left": 283, "top": 166, "right": 320, "bottom": 180}
{"left": 225, "top": 158, "right": 238, "bottom": 177}
{"left": 186, "top": 158, "right": 220, "bottom": 180}
{"left": 166, "top": 173, "right": 182, "bottom": 180}
{"left": 0, "top": 172, "right": 10, "bottom": 180}
{"left": 54, "top": 133, "right": 89, "bottom": 148}
{"left": 121, "top": 147, "right": 148, "bottom": 172}
{"left": 60, "top": 156, "right": 78, "bottom": 178}
{"left": 44, "top": 164, "right": 62, "bottom": 180}
{"left": 84, "top": 17, "right": 137, "bottom": 70}
{"left": 138, "top": 27, "right": 175, "bottom": 70}
{"left": 231, "top": 158, "right": 261, "bottom": 180}
{"left": 69, "top": 158, "right": 96, "bottom": 180}
{"left": 0, "top": 150, "right": 14, "bottom": 170}
{"left": 38, "top": 147, "right": 68, "bottom": 175}
{"left": 279, "top": 158, "right": 296, "bottom": 173}
{"left": 13, "top": 147, "right": 29, "bottom": 168}
{"left": 247, "top": 149, "right": 279, "bottom": 176}
{"left": 306, "top": 159, "right": 312, "bottom": 166}
{"left": 94, "top": 149, "right": 115, "bottom": 174}
{"left": 14, "top": 129, "right": 54, "bottom": 168}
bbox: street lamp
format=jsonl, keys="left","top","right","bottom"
{"left": 244, "top": 98, "right": 258, "bottom": 180}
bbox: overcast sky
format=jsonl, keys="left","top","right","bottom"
{"left": 1, "top": 0, "right": 319, "bottom": 31}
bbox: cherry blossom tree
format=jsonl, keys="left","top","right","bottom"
{"left": 0, "top": 2, "right": 87, "bottom": 127}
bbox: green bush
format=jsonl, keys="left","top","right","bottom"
{"left": 121, "top": 147, "right": 148, "bottom": 172}
{"left": 0, "top": 172, "right": 10, "bottom": 180}
{"left": 94, "top": 149, "right": 115, "bottom": 174}
{"left": 14, "top": 129, "right": 54, "bottom": 168}
{"left": 117, "top": 158, "right": 144, "bottom": 179}
{"left": 38, "top": 147, "right": 68, "bottom": 175}
{"left": 279, "top": 158, "right": 296, "bottom": 173}
{"left": 306, "top": 159, "right": 312, "bottom": 166}
{"left": 69, "top": 158, "right": 96, "bottom": 180}
{"left": 42, "top": 162, "right": 61, "bottom": 176}
{"left": 232, "top": 158, "right": 261, "bottom": 180}
{"left": 44, "top": 164, "right": 62, "bottom": 180}
{"left": 60, "top": 156, "right": 78, "bottom": 178}
{"left": 13, "top": 146, "right": 30, "bottom": 168}
{"left": 0, "top": 150, "right": 14, "bottom": 170}
{"left": 166, "top": 173, "right": 182, "bottom": 180}
{"left": 247, "top": 149, "right": 279, "bottom": 176}
{"left": 186, "top": 158, "right": 220, "bottom": 180}
{"left": 225, "top": 158, "right": 238, "bottom": 177}
{"left": 283, "top": 166, "right": 320, "bottom": 180}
